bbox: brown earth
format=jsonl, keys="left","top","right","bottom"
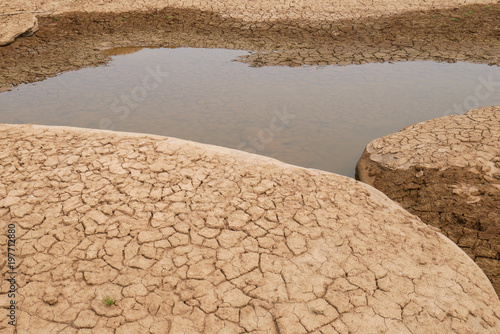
{"left": 0, "top": 3, "right": 499, "bottom": 92}
{"left": 1, "top": 1, "right": 500, "bottom": 332}
{"left": 0, "top": 12, "right": 38, "bottom": 46}
{"left": 0, "top": 124, "right": 500, "bottom": 333}
{"left": 2, "top": 0, "right": 496, "bottom": 21}
{"left": 356, "top": 106, "right": 500, "bottom": 296}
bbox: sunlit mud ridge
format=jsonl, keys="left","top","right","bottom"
{"left": 1, "top": 0, "right": 500, "bottom": 332}
{"left": 0, "top": 1, "right": 499, "bottom": 91}
{"left": 0, "top": 124, "right": 499, "bottom": 333}
{"left": 2, "top": 0, "right": 496, "bottom": 22}
{"left": 0, "top": 12, "right": 38, "bottom": 46}
{"left": 357, "top": 106, "right": 500, "bottom": 296}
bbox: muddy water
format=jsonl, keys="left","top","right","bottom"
{"left": 1, "top": 47, "right": 499, "bottom": 177}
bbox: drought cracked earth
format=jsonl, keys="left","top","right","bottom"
{"left": 1, "top": 0, "right": 500, "bottom": 333}
{"left": 0, "top": 124, "right": 499, "bottom": 333}
{"left": 0, "top": 2, "right": 500, "bottom": 91}
{"left": 356, "top": 106, "right": 500, "bottom": 297}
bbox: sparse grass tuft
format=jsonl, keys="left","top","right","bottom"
{"left": 103, "top": 296, "right": 115, "bottom": 306}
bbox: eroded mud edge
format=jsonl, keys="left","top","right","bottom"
{"left": 1, "top": 3, "right": 499, "bottom": 92}
{"left": 356, "top": 148, "right": 500, "bottom": 296}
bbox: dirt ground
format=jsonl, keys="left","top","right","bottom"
{"left": 0, "top": 3, "right": 499, "bottom": 92}
{"left": 1, "top": 1, "right": 500, "bottom": 332}
{"left": 2, "top": 0, "right": 496, "bottom": 21}
{"left": 356, "top": 106, "right": 500, "bottom": 295}
{"left": 0, "top": 124, "right": 499, "bottom": 333}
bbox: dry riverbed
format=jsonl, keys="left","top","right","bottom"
{"left": 1, "top": 0, "right": 500, "bottom": 332}
{"left": 0, "top": 2, "right": 499, "bottom": 91}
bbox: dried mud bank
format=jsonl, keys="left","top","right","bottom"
{"left": 0, "top": 12, "right": 38, "bottom": 46}
{"left": 356, "top": 106, "right": 500, "bottom": 296}
{"left": 2, "top": 0, "right": 496, "bottom": 21}
{"left": 0, "top": 124, "right": 500, "bottom": 333}
{"left": 0, "top": 3, "right": 499, "bottom": 91}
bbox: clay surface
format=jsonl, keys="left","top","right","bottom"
{"left": 356, "top": 106, "right": 500, "bottom": 296}
{"left": 2, "top": 0, "right": 496, "bottom": 20}
{"left": 0, "top": 13, "right": 38, "bottom": 46}
{"left": 0, "top": 124, "right": 499, "bottom": 333}
{"left": 1, "top": 1, "right": 500, "bottom": 330}
{"left": 0, "top": 1, "right": 499, "bottom": 91}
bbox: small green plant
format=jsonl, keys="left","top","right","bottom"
{"left": 122, "top": 17, "right": 125, "bottom": 21}
{"left": 103, "top": 296, "right": 115, "bottom": 306}
{"left": 167, "top": 15, "right": 174, "bottom": 19}
{"left": 153, "top": 14, "right": 157, "bottom": 17}
{"left": 451, "top": 17, "right": 457, "bottom": 20}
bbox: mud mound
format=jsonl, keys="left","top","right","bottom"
{"left": 0, "top": 124, "right": 499, "bottom": 333}
{"left": 356, "top": 106, "right": 500, "bottom": 296}
{"left": 0, "top": 13, "right": 38, "bottom": 46}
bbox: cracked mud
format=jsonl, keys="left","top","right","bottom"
{"left": 1, "top": 0, "right": 500, "bottom": 332}
{"left": 357, "top": 106, "right": 500, "bottom": 297}
{"left": 0, "top": 2, "right": 499, "bottom": 91}
{"left": 0, "top": 124, "right": 499, "bottom": 333}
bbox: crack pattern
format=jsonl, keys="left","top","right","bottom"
{"left": 357, "top": 106, "right": 500, "bottom": 297}
{"left": 1, "top": 2, "right": 500, "bottom": 91}
{"left": 0, "top": 124, "right": 499, "bottom": 333}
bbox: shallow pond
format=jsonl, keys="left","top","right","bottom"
{"left": 1, "top": 47, "right": 499, "bottom": 177}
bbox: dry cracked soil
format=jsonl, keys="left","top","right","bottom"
{"left": 356, "top": 106, "right": 500, "bottom": 298}
{"left": 1, "top": 0, "right": 500, "bottom": 333}
{"left": 0, "top": 124, "right": 499, "bottom": 333}
{"left": 0, "top": 1, "right": 499, "bottom": 91}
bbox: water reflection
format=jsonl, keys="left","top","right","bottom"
{"left": 1, "top": 47, "right": 499, "bottom": 177}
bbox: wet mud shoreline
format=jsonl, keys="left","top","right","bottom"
{"left": 1, "top": 3, "right": 499, "bottom": 92}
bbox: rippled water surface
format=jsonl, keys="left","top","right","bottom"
{"left": 1, "top": 47, "right": 499, "bottom": 176}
